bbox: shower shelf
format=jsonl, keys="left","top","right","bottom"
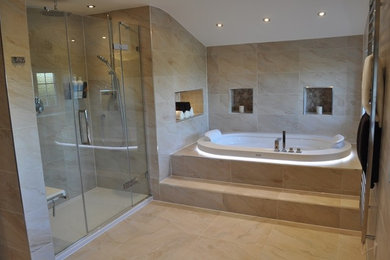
{"left": 55, "top": 141, "right": 138, "bottom": 151}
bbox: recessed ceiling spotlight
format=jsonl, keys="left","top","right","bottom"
{"left": 87, "top": 4, "right": 96, "bottom": 9}
{"left": 263, "top": 17, "right": 271, "bottom": 23}
{"left": 216, "top": 23, "right": 223, "bottom": 28}
{"left": 318, "top": 11, "right": 326, "bottom": 17}
{"left": 102, "top": 36, "right": 107, "bottom": 39}
{"left": 71, "top": 39, "right": 76, "bottom": 42}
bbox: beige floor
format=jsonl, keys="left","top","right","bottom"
{"left": 68, "top": 201, "right": 365, "bottom": 260}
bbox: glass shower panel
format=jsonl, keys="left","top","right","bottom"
{"left": 81, "top": 16, "right": 133, "bottom": 232}
{"left": 28, "top": 9, "right": 151, "bottom": 254}
{"left": 115, "top": 22, "right": 150, "bottom": 204}
{"left": 27, "top": 9, "right": 87, "bottom": 254}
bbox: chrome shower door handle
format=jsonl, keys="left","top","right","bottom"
{"left": 78, "top": 109, "right": 91, "bottom": 145}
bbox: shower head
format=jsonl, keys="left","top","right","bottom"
{"left": 97, "top": 55, "right": 115, "bottom": 74}
{"left": 97, "top": 55, "right": 109, "bottom": 65}
{"left": 40, "top": 0, "right": 70, "bottom": 17}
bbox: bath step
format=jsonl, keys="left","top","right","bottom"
{"left": 159, "top": 176, "right": 360, "bottom": 231}
{"left": 171, "top": 144, "right": 362, "bottom": 196}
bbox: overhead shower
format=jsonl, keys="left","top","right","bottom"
{"left": 41, "top": 0, "right": 70, "bottom": 17}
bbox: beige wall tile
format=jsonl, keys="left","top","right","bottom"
{"left": 0, "top": 0, "right": 54, "bottom": 258}
{"left": 0, "top": 170, "right": 24, "bottom": 214}
{"left": 150, "top": 6, "right": 208, "bottom": 187}
{"left": 0, "top": 129, "right": 17, "bottom": 173}
{"left": 208, "top": 36, "right": 363, "bottom": 143}
{"left": 222, "top": 194, "right": 278, "bottom": 218}
{"left": 0, "top": 209, "right": 29, "bottom": 250}
{"left": 283, "top": 166, "right": 342, "bottom": 193}
{"left": 341, "top": 170, "right": 361, "bottom": 196}
{"left": 339, "top": 208, "right": 360, "bottom": 231}
{"left": 172, "top": 156, "right": 231, "bottom": 182}
{"left": 160, "top": 184, "right": 225, "bottom": 211}
{"left": 231, "top": 161, "right": 284, "bottom": 187}
{"left": 277, "top": 201, "right": 340, "bottom": 228}
{"left": 258, "top": 50, "right": 299, "bottom": 73}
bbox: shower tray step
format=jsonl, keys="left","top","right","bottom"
{"left": 159, "top": 176, "right": 360, "bottom": 231}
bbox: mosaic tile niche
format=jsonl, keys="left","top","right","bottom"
{"left": 304, "top": 87, "right": 333, "bottom": 115}
{"left": 230, "top": 88, "right": 253, "bottom": 113}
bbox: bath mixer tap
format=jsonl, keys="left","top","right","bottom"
{"left": 282, "top": 131, "right": 287, "bottom": 152}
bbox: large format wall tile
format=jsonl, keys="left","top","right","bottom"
{"left": 0, "top": 0, "right": 54, "bottom": 258}
{"left": 150, "top": 7, "right": 208, "bottom": 188}
{"left": 231, "top": 161, "right": 283, "bottom": 187}
{"left": 277, "top": 201, "right": 340, "bottom": 228}
{"left": 208, "top": 36, "right": 363, "bottom": 143}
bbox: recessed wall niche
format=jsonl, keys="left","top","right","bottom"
{"left": 230, "top": 88, "right": 253, "bottom": 114}
{"left": 303, "top": 86, "right": 333, "bottom": 115}
{"left": 175, "top": 89, "right": 204, "bottom": 121}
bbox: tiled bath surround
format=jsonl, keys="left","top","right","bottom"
{"left": 208, "top": 36, "right": 363, "bottom": 141}
{"left": 161, "top": 144, "right": 362, "bottom": 231}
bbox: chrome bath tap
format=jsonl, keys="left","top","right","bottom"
{"left": 282, "top": 131, "right": 287, "bottom": 152}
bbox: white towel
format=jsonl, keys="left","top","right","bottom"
{"left": 331, "top": 134, "right": 345, "bottom": 148}
{"left": 176, "top": 110, "right": 184, "bottom": 120}
{"left": 205, "top": 129, "right": 222, "bottom": 142}
{"left": 184, "top": 111, "right": 191, "bottom": 119}
{"left": 361, "top": 54, "right": 384, "bottom": 127}
{"left": 189, "top": 107, "right": 194, "bottom": 117}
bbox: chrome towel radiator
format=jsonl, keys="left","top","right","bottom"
{"left": 360, "top": 0, "right": 381, "bottom": 244}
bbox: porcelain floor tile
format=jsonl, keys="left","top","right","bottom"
{"left": 68, "top": 201, "right": 364, "bottom": 260}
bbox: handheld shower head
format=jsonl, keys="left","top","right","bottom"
{"left": 97, "top": 55, "right": 108, "bottom": 64}
{"left": 97, "top": 55, "right": 115, "bottom": 74}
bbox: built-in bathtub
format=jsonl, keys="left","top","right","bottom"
{"left": 197, "top": 130, "right": 352, "bottom": 163}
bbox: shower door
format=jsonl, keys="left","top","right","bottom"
{"left": 27, "top": 9, "right": 150, "bottom": 254}
{"left": 27, "top": 9, "right": 89, "bottom": 253}
{"left": 80, "top": 16, "right": 150, "bottom": 232}
{"left": 115, "top": 21, "right": 150, "bottom": 206}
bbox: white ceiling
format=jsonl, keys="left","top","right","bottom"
{"left": 27, "top": 0, "right": 369, "bottom": 46}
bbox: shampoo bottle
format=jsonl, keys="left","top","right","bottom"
{"left": 77, "top": 77, "right": 84, "bottom": 99}
{"left": 72, "top": 76, "right": 77, "bottom": 99}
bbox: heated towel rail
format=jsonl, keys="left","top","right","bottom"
{"left": 360, "top": 0, "right": 381, "bottom": 244}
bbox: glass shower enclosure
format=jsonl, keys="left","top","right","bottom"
{"left": 27, "top": 9, "right": 150, "bottom": 254}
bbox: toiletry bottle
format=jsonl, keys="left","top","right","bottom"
{"left": 77, "top": 77, "right": 84, "bottom": 99}
{"left": 72, "top": 76, "right": 77, "bottom": 99}
{"left": 82, "top": 81, "right": 88, "bottom": 98}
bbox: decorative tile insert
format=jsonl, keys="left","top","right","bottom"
{"left": 304, "top": 86, "right": 333, "bottom": 115}
{"left": 230, "top": 88, "right": 253, "bottom": 113}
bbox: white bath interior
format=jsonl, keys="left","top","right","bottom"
{"left": 198, "top": 130, "right": 352, "bottom": 162}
